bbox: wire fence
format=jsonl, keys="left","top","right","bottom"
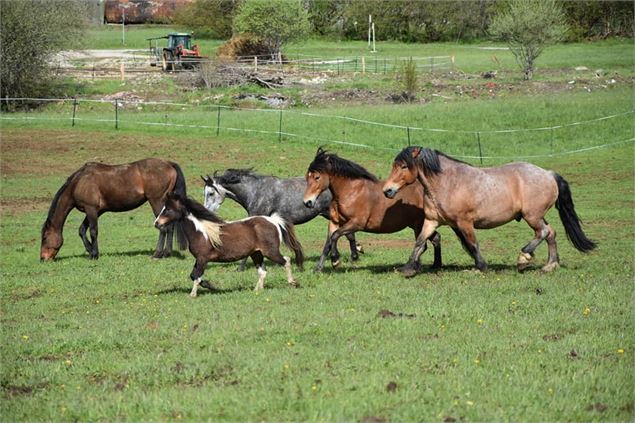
{"left": 52, "top": 53, "right": 453, "bottom": 77}
{"left": 2, "top": 97, "right": 633, "bottom": 163}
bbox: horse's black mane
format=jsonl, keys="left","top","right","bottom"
{"left": 213, "top": 168, "right": 259, "bottom": 185}
{"left": 395, "top": 146, "right": 470, "bottom": 176}
{"left": 308, "top": 147, "right": 378, "bottom": 182}
{"left": 42, "top": 166, "right": 85, "bottom": 235}
{"left": 182, "top": 196, "right": 226, "bottom": 224}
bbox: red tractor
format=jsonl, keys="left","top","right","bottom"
{"left": 148, "top": 33, "right": 205, "bottom": 71}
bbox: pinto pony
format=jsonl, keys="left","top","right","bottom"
{"left": 201, "top": 169, "right": 360, "bottom": 270}
{"left": 40, "top": 158, "right": 187, "bottom": 261}
{"left": 383, "top": 146, "right": 596, "bottom": 272}
{"left": 154, "top": 192, "right": 303, "bottom": 296}
{"left": 303, "top": 147, "right": 442, "bottom": 274}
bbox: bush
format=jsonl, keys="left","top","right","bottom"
{"left": 216, "top": 35, "right": 273, "bottom": 60}
{"left": 0, "top": 0, "right": 87, "bottom": 101}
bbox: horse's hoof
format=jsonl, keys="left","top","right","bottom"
{"left": 189, "top": 292, "right": 198, "bottom": 298}
{"left": 517, "top": 252, "right": 534, "bottom": 272}
{"left": 398, "top": 266, "right": 419, "bottom": 278}
{"left": 289, "top": 280, "right": 300, "bottom": 288}
{"left": 541, "top": 262, "right": 560, "bottom": 272}
{"left": 313, "top": 266, "right": 324, "bottom": 273}
{"left": 355, "top": 243, "right": 364, "bottom": 254}
{"left": 332, "top": 259, "right": 341, "bottom": 268}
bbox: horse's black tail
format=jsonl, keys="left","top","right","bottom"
{"left": 170, "top": 161, "right": 188, "bottom": 250}
{"left": 553, "top": 173, "right": 596, "bottom": 253}
{"left": 275, "top": 216, "right": 304, "bottom": 271}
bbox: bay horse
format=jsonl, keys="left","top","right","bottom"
{"left": 303, "top": 147, "right": 442, "bottom": 274}
{"left": 201, "top": 169, "right": 361, "bottom": 270}
{"left": 383, "top": 146, "right": 596, "bottom": 272}
{"left": 40, "top": 158, "right": 187, "bottom": 261}
{"left": 154, "top": 192, "right": 303, "bottom": 296}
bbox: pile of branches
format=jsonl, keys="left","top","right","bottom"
{"left": 194, "top": 61, "right": 284, "bottom": 89}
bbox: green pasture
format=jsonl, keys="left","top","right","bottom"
{"left": 86, "top": 25, "right": 633, "bottom": 75}
{"left": 1, "top": 80, "right": 634, "bottom": 421}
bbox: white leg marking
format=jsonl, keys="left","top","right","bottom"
{"left": 284, "top": 256, "right": 299, "bottom": 288}
{"left": 255, "top": 266, "right": 267, "bottom": 291}
{"left": 190, "top": 278, "right": 201, "bottom": 297}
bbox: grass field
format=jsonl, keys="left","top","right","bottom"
{"left": 1, "top": 30, "right": 634, "bottom": 421}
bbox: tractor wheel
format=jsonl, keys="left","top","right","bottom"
{"left": 162, "top": 51, "right": 174, "bottom": 72}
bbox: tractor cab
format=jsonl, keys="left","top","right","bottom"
{"left": 147, "top": 32, "right": 205, "bottom": 71}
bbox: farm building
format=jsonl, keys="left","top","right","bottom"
{"left": 103, "top": 0, "right": 193, "bottom": 24}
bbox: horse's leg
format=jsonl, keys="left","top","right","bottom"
{"left": 400, "top": 220, "right": 439, "bottom": 277}
{"left": 85, "top": 209, "right": 99, "bottom": 259}
{"left": 327, "top": 221, "right": 342, "bottom": 268}
{"left": 517, "top": 217, "right": 550, "bottom": 272}
{"left": 237, "top": 257, "right": 250, "bottom": 272}
{"left": 430, "top": 230, "right": 442, "bottom": 269}
{"left": 316, "top": 224, "right": 349, "bottom": 272}
{"left": 78, "top": 217, "right": 93, "bottom": 254}
{"left": 250, "top": 251, "right": 267, "bottom": 291}
{"left": 189, "top": 257, "right": 208, "bottom": 297}
{"left": 153, "top": 229, "right": 167, "bottom": 259}
{"left": 263, "top": 248, "right": 299, "bottom": 288}
{"left": 163, "top": 224, "right": 174, "bottom": 258}
{"left": 345, "top": 232, "right": 361, "bottom": 262}
{"left": 542, "top": 221, "right": 560, "bottom": 272}
{"left": 455, "top": 221, "right": 487, "bottom": 271}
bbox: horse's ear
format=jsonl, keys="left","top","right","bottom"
{"left": 410, "top": 147, "right": 421, "bottom": 159}
{"left": 201, "top": 175, "right": 212, "bottom": 185}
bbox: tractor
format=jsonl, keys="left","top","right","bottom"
{"left": 147, "top": 33, "right": 205, "bottom": 71}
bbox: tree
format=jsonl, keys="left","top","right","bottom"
{"left": 489, "top": 0, "right": 568, "bottom": 80}
{"left": 233, "top": 0, "right": 311, "bottom": 59}
{"left": 173, "top": 0, "right": 237, "bottom": 39}
{"left": 0, "top": 0, "right": 87, "bottom": 100}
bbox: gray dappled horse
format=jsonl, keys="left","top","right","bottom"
{"left": 202, "top": 169, "right": 361, "bottom": 270}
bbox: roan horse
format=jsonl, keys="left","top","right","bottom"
{"left": 40, "top": 158, "right": 187, "bottom": 261}
{"left": 202, "top": 169, "right": 360, "bottom": 269}
{"left": 154, "top": 192, "right": 303, "bottom": 296}
{"left": 383, "top": 146, "right": 596, "bottom": 272}
{"left": 303, "top": 148, "right": 442, "bottom": 274}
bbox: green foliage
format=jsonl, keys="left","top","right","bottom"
{"left": 233, "top": 0, "right": 311, "bottom": 57}
{"left": 173, "top": 0, "right": 237, "bottom": 39}
{"left": 561, "top": 1, "right": 634, "bottom": 40}
{"left": 489, "top": 0, "right": 569, "bottom": 80}
{"left": 0, "top": 0, "right": 88, "bottom": 99}
{"left": 397, "top": 57, "right": 418, "bottom": 102}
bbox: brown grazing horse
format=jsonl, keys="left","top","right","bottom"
{"left": 303, "top": 148, "right": 441, "bottom": 274}
{"left": 154, "top": 192, "right": 303, "bottom": 296}
{"left": 383, "top": 146, "right": 596, "bottom": 272}
{"left": 40, "top": 158, "right": 187, "bottom": 261}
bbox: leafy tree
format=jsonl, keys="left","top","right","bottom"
{"left": 173, "top": 0, "right": 237, "bottom": 39}
{"left": 233, "top": 0, "right": 311, "bottom": 59}
{"left": 0, "top": 0, "right": 87, "bottom": 100}
{"left": 489, "top": 0, "right": 568, "bottom": 80}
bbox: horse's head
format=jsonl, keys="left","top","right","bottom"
{"left": 155, "top": 192, "right": 186, "bottom": 230}
{"left": 303, "top": 147, "right": 332, "bottom": 208}
{"left": 383, "top": 147, "right": 421, "bottom": 198}
{"left": 201, "top": 175, "right": 225, "bottom": 212}
{"left": 303, "top": 169, "right": 330, "bottom": 208}
{"left": 40, "top": 220, "right": 63, "bottom": 261}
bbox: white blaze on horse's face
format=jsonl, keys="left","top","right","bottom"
{"left": 204, "top": 184, "right": 224, "bottom": 212}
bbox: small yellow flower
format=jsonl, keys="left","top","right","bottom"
{"left": 287, "top": 341, "right": 294, "bottom": 347}
{"left": 466, "top": 400, "right": 474, "bottom": 406}
{"left": 583, "top": 307, "right": 591, "bottom": 316}
{"left": 548, "top": 388, "right": 554, "bottom": 394}
{"left": 473, "top": 358, "right": 480, "bottom": 364}
{"left": 311, "top": 384, "right": 318, "bottom": 391}
{"left": 617, "top": 348, "right": 625, "bottom": 354}
{"left": 21, "top": 335, "right": 29, "bottom": 341}
{"left": 64, "top": 359, "right": 72, "bottom": 366}
{"left": 511, "top": 300, "right": 517, "bottom": 306}
{"left": 283, "top": 363, "right": 289, "bottom": 370}
{"left": 476, "top": 319, "right": 484, "bottom": 325}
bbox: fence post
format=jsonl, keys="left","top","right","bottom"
{"left": 476, "top": 132, "right": 483, "bottom": 165}
{"left": 254, "top": 56, "right": 258, "bottom": 72}
{"left": 550, "top": 128, "right": 554, "bottom": 156}
{"left": 115, "top": 99, "right": 119, "bottom": 129}
{"left": 407, "top": 127, "right": 411, "bottom": 146}
{"left": 71, "top": 98, "right": 78, "bottom": 127}
{"left": 216, "top": 105, "right": 221, "bottom": 136}
{"left": 337, "top": 58, "right": 340, "bottom": 75}
{"left": 430, "top": 57, "right": 434, "bottom": 73}
{"left": 278, "top": 109, "right": 283, "bottom": 142}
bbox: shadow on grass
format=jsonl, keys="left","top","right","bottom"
{"left": 49, "top": 250, "right": 188, "bottom": 262}
{"left": 154, "top": 284, "right": 252, "bottom": 296}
